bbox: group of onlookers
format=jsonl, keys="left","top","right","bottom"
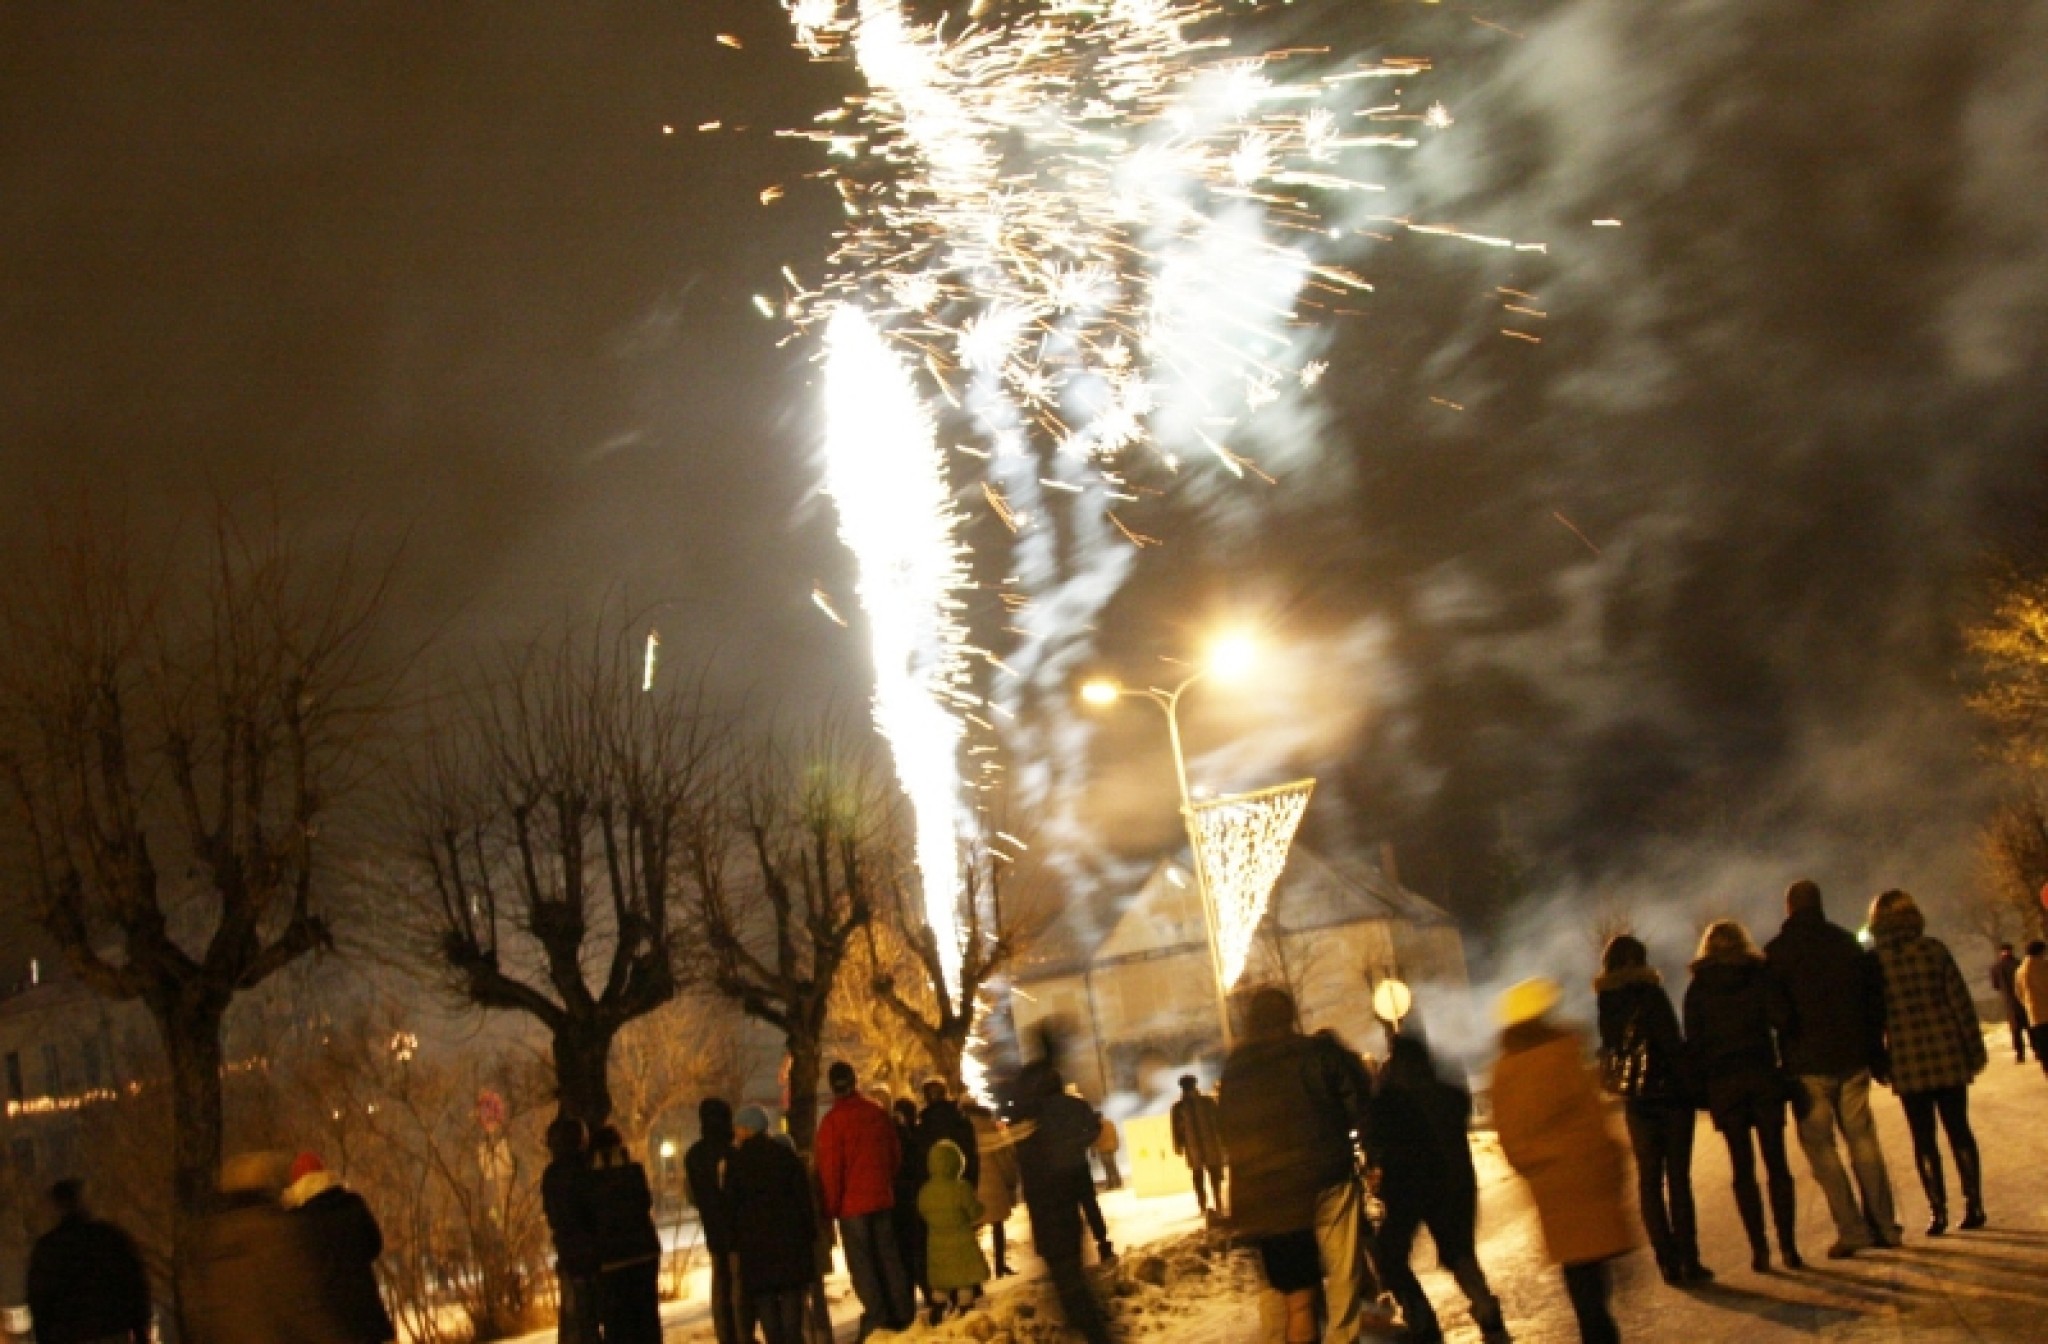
{"left": 676, "top": 1067, "right": 1049, "bottom": 1344}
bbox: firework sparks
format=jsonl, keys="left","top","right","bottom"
{"left": 820, "top": 306, "right": 976, "bottom": 994}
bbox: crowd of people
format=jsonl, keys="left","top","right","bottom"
{"left": 18, "top": 879, "right": 2023, "bottom": 1344}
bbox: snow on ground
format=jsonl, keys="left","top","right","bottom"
{"left": 515, "top": 1052, "right": 2048, "bottom": 1344}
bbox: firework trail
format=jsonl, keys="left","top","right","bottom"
{"left": 820, "top": 306, "right": 977, "bottom": 994}
{"left": 790, "top": 0, "right": 1527, "bottom": 989}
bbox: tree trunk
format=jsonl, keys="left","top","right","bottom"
{"left": 553, "top": 1021, "right": 618, "bottom": 1126}
{"left": 784, "top": 1034, "right": 823, "bottom": 1153}
{"left": 158, "top": 995, "right": 227, "bottom": 1337}
{"left": 932, "top": 1031, "right": 965, "bottom": 1097}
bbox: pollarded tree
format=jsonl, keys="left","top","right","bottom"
{"left": 1965, "top": 565, "right": 2048, "bottom": 768}
{"left": 400, "top": 619, "right": 718, "bottom": 1124}
{"left": 685, "top": 726, "right": 885, "bottom": 1149}
{"left": 0, "top": 505, "right": 394, "bottom": 1311}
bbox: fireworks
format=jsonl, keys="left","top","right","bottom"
{"left": 792, "top": 1, "right": 1512, "bottom": 993}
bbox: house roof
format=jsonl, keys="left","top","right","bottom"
{"left": 1013, "top": 845, "right": 1453, "bottom": 984}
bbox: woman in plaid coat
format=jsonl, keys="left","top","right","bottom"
{"left": 1867, "top": 889, "right": 1987, "bottom": 1234}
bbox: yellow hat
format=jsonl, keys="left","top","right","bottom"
{"left": 1497, "top": 977, "right": 1562, "bottom": 1028}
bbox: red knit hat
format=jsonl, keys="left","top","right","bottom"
{"left": 288, "top": 1151, "right": 326, "bottom": 1184}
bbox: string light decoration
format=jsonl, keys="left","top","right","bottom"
{"left": 1188, "top": 778, "right": 1315, "bottom": 991}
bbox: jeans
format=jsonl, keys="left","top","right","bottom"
{"left": 1560, "top": 1260, "right": 1620, "bottom": 1344}
{"left": 1622, "top": 1100, "right": 1698, "bottom": 1267}
{"left": 1079, "top": 1180, "right": 1111, "bottom": 1250}
{"left": 1313, "top": 1178, "right": 1387, "bottom": 1344}
{"left": 1723, "top": 1112, "right": 1798, "bottom": 1256}
{"left": 1190, "top": 1163, "right": 1225, "bottom": 1212}
{"left": 1794, "top": 1071, "right": 1898, "bottom": 1246}
{"left": 840, "top": 1210, "right": 914, "bottom": 1335}
{"left": 2005, "top": 1003, "right": 2030, "bottom": 1061}
{"left": 1374, "top": 1183, "right": 1502, "bottom": 1339}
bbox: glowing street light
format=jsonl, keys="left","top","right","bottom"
{"left": 1080, "top": 629, "right": 1268, "bottom": 1046}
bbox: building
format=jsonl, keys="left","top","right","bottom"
{"left": 1008, "top": 846, "right": 1467, "bottom": 1100}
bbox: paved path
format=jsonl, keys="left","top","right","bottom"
{"left": 1416, "top": 1050, "right": 2048, "bottom": 1342}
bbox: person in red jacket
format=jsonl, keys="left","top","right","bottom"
{"left": 816, "top": 1061, "right": 916, "bottom": 1338}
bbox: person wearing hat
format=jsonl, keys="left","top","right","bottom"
{"left": 1169, "top": 1074, "right": 1226, "bottom": 1216}
{"left": 1491, "top": 979, "right": 1633, "bottom": 1344}
{"left": 186, "top": 1151, "right": 352, "bottom": 1344}
{"left": 283, "top": 1151, "right": 397, "bottom": 1343}
{"left": 727, "top": 1106, "right": 820, "bottom": 1344}
{"left": 588, "top": 1127, "right": 664, "bottom": 1344}
{"left": 542, "top": 1118, "right": 602, "bottom": 1344}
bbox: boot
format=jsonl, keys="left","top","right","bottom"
{"left": 1916, "top": 1150, "right": 1948, "bottom": 1236}
{"left": 1768, "top": 1175, "right": 1803, "bottom": 1269}
{"left": 1954, "top": 1141, "right": 1987, "bottom": 1230}
{"left": 1734, "top": 1183, "right": 1771, "bottom": 1272}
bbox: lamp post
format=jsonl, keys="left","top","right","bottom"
{"left": 1081, "top": 635, "right": 1257, "bottom": 1049}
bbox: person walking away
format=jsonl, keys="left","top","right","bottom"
{"left": 186, "top": 1151, "right": 352, "bottom": 1344}
{"left": 1991, "top": 943, "right": 2029, "bottom": 1065}
{"left": 1218, "top": 987, "right": 1398, "bottom": 1344}
{"left": 1763, "top": 880, "right": 1901, "bottom": 1255}
{"left": 1684, "top": 919, "right": 1803, "bottom": 1271}
{"left": 964, "top": 1101, "right": 1021, "bottom": 1277}
{"left": 26, "top": 1179, "right": 152, "bottom": 1344}
{"left": 1094, "top": 1111, "right": 1124, "bottom": 1191}
{"left": 2017, "top": 941, "right": 2048, "bottom": 1077}
{"left": 685, "top": 1098, "right": 750, "bottom": 1344}
{"left": 585, "top": 1127, "right": 664, "bottom": 1344}
{"left": 728, "top": 1106, "right": 820, "bottom": 1344}
{"left": 1363, "top": 1034, "right": 1509, "bottom": 1344}
{"left": 1491, "top": 980, "right": 1633, "bottom": 1344}
{"left": 816, "top": 1062, "right": 915, "bottom": 1337}
{"left": 542, "top": 1118, "right": 603, "bottom": 1344}
{"left": 1867, "top": 889, "right": 1988, "bottom": 1232}
{"left": 1008, "top": 1030, "right": 1117, "bottom": 1344}
{"left": 1170, "top": 1075, "right": 1227, "bottom": 1216}
{"left": 1072, "top": 1095, "right": 1118, "bottom": 1264}
{"left": 1594, "top": 935, "right": 1711, "bottom": 1283}
{"left": 918, "top": 1138, "right": 991, "bottom": 1323}
{"left": 283, "top": 1152, "right": 397, "bottom": 1343}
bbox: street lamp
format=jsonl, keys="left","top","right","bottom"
{"left": 1081, "top": 633, "right": 1261, "bottom": 1046}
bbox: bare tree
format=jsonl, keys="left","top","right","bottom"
{"left": 685, "top": 727, "right": 885, "bottom": 1149}
{"left": 397, "top": 618, "right": 718, "bottom": 1124}
{"left": 1974, "top": 789, "right": 2048, "bottom": 945}
{"left": 1965, "top": 565, "right": 2048, "bottom": 768}
{"left": 862, "top": 847, "right": 1047, "bottom": 1094}
{"left": 0, "top": 506, "right": 393, "bottom": 1310}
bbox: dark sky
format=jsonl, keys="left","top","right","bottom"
{"left": 5, "top": 0, "right": 2047, "bottom": 977}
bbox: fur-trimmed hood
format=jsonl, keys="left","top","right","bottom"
{"left": 1592, "top": 964, "right": 1662, "bottom": 993}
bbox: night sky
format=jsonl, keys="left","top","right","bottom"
{"left": 5, "top": 1, "right": 2047, "bottom": 977}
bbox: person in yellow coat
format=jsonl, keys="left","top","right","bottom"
{"left": 1491, "top": 979, "right": 1636, "bottom": 1344}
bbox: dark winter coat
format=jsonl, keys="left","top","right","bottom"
{"left": 1870, "top": 906, "right": 1987, "bottom": 1095}
{"left": 26, "top": 1212, "right": 152, "bottom": 1344}
{"left": 1492, "top": 1022, "right": 1635, "bottom": 1268}
{"left": 186, "top": 1194, "right": 353, "bottom": 1344}
{"left": 1593, "top": 966, "right": 1693, "bottom": 1106}
{"left": 816, "top": 1092, "right": 903, "bottom": 1220}
{"left": 1363, "top": 1038, "right": 1477, "bottom": 1205}
{"left": 289, "top": 1177, "right": 397, "bottom": 1343}
{"left": 727, "top": 1132, "right": 820, "bottom": 1294}
{"left": 589, "top": 1154, "right": 663, "bottom": 1268}
{"left": 1217, "top": 1030, "right": 1371, "bottom": 1237}
{"left": 1764, "top": 908, "right": 1888, "bottom": 1078}
{"left": 1992, "top": 950, "right": 2024, "bottom": 1014}
{"left": 918, "top": 1140, "right": 989, "bottom": 1292}
{"left": 916, "top": 1098, "right": 982, "bottom": 1190}
{"left": 684, "top": 1133, "right": 738, "bottom": 1255}
{"left": 1683, "top": 954, "right": 1794, "bottom": 1132}
{"left": 1007, "top": 1069, "right": 1099, "bottom": 1262}
{"left": 1169, "top": 1091, "right": 1226, "bottom": 1172}
{"left": 543, "top": 1157, "right": 602, "bottom": 1279}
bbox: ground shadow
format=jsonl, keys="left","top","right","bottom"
{"left": 1678, "top": 1280, "right": 1864, "bottom": 1331}
{"left": 1883, "top": 1242, "right": 2048, "bottom": 1276}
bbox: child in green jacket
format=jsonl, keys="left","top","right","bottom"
{"left": 918, "top": 1139, "right": 990, "bottom": 1322}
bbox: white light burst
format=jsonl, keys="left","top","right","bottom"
{"left": 821, "top": 307, "right": 975, "bottom": 994}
